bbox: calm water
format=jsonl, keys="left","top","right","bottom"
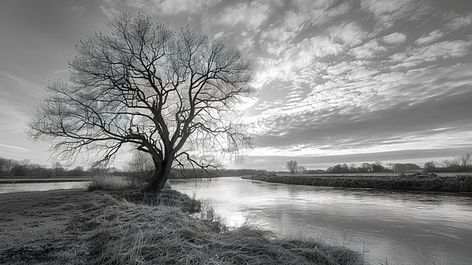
{"left": 0, "top": 181, "right": 90, "bottom": 193}
{"left": 170, "top": 177, "right": 472, "bottom": 265}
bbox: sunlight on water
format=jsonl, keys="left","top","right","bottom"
{"left": 0, "top": 181, "right": 90, "bottom": 194}
{"left": 171, "top": 177, "right": 472, "bottom": 265}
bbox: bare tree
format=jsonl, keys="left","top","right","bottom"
{"left": 29, "top": 14, "right": 252, "bottom": 193}
{"left": 286, "top": 160, "right": 298, "bottom": 174}
{"left": 459, "top": 152, "right": 471, "bottom": 168}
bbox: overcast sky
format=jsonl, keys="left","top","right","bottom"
{"left": 1, "top": 0, "right": 472, "bottom": 169}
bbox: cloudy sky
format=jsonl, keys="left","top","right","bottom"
{"left": 1, "top": 0, "right": 472, "bottom": 169}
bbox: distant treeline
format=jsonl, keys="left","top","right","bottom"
{"left": 0, "top": 156, "right": 266, "bottom": 179}
{"left": 0, "top": 157, "right": 91, "bottom": 177}
{"left": 321, "top": 160, "right": 472, "bottom": 174}
{"left": 285, "top": 152, "right": 472, "bottom": 174}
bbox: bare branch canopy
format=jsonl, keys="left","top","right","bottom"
{"left": 28, "top": 14, "right": 253, "bottom": 192}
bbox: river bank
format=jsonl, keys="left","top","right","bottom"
{"left": 242, "top": 173, "right": 472, "bottom": 193}
{"left": 0, "top": 189, "right": 361, "bottom": 265}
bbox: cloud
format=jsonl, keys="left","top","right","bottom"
{"left": 350, "top": 40, "right": 386, "bottom": 59}
{"left": 102, "top": 0, "right": 220, "bottom": 16}
{"left": 249, "top": 88, "right": 472, "bottom": 155}
{"left": 446, "top": 14, "right": 472, "bottom": 31}
{"left": 160, "top": 0, "right": 220, "bottom": 15}
{"left": 415, "top": 30, "right": 444, "bottom": 45}
{"left": 361, "top": 0, "right": 413, "bottom": 16}
{"left": 218, "top": 1, "right": 269, "bottom": 31}
{"left": 330, "top": 22, "right": 368, "bottom": 46}
{"left": 382, "top": 32, "right": 407, "bottom": 45}
{"left": 361, "top": 0, "right": 416, "bottom": 27}
{"left": 0, "top": 143, "right": 29, "bottom": 152}
{"left": 394, "top": 40, "right": 471, "bottom": 68}
{"left": 253, "top": 35, "right": 341, "bottom": 88}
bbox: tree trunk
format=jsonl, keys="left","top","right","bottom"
{"left": 142, "top": 158, "right": 172, "bottom": 193}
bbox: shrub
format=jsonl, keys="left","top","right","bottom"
{"left": 88, "top": 174, "right": 130, "bottom": 191}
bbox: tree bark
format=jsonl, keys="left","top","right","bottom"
{"left": 142, "top": 158, "right": 172, "bottom": 193}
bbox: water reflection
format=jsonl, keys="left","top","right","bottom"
{"left": 171, "top": 177, "right": 472, "bottom": 265}
{"left": 0, "top": 181, "right": 90, "bottom": 193}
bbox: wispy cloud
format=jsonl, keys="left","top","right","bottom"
{"left": 0, "top": 143, "right": 30, "bottom": 152}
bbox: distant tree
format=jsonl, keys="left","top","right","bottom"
{"left": 11, "top": 163, "right": 25, "bottom": 176}
{"left": 349, "top": 164, "right": 357, "bottom": 172}
{"left": 392, "top": 163, "right": 421, "bottom": 173}
{"left": 296, "top": 166, "right": 306, "bottom": 174}
{"left": 459, "top": 152, "right": 471, "bottom": 168}
{"left": 442, "top": 159, "right": 460, "bottom": 170}
{"left": 69, "top": 166, "right": 85, "bottom": 176}
{"left": 53, "top": 162, "right": 64, "bottom": 176}
{"left": 28, "top": 14, "right": 252, "bottom": 193}
{"left": 286, "top": 160, "right": 298, "bottom": 174}
{"left": 424, "top": 161, "right": 436, "bottom": 172}
{"left": 442, "top": 159, "right": 458, "bottom": 167}
{"left": 372, "top": 161, "right": 385, "bottom": 172}
{"left": 0, "top": 157, "right": 6, "bottom": 176}
{"left": 361, "top": 163, "right": 373, "bottom": 173}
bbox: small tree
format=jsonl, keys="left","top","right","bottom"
{"left": 286, "top": 160, "right": 298, "bottom": 174}
{"left": 296, "top": 166, "right": 306, "bottom": 174}
{"left": 53, "top": 162, "right": 64, "bottom": 177}
{"left": 127, "top": 150, "right": 155, "bottom": 186}
{"left": 424, "top": 161, "right": 435, "bottom": 172}
{"left": 29, "top": 14, "right": 252, "bottom": 193}
{"left": 459, "top": 152, "right": 471, "bottom": 168}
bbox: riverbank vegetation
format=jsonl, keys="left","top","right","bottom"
{"left": 0, "top": 155, "right": 265, "bottom": 183}
{"left": 0, "top": 188, "right": 361, "bottom": 265}
{"left": 244, "top": 173, "right": 472, "bottom": 193}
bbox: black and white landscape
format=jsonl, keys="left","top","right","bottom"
{"left": 1, "top": 1, "right": 472, "bottom": 265}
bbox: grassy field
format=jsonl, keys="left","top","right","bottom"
{"left": 243, "top": 173, "right": 472, "bottom": 193}
{"left": 0, "top": 188, "right": 361, "bottom": 265}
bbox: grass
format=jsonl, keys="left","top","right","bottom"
{"left": 243, "top": 173, "right": 472, "bottom": 192}
{"left": 0, "top": 188, "right": 361, "bottom": 265}
{"left": 87, "top": 174, "right": 131, "bottom": 191}
{"left": 87, "top": 174, "right": 172, "bottom": 192}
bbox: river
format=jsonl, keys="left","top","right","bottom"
{"left": 0, "top": 181, "right": 89, "bottom": 193}
{"left": 1, "top": 177, "right": 471, "bottom": 264}
{"left": 170, "top": 177, "right": 472, "bottom": 265}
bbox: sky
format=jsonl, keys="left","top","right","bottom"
{"left": 0, "top": 0, "right": 472, "bottom": 170}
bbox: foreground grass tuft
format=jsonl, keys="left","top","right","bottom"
{"left": 85, "top": 197, "right": 361, "bottom": 265}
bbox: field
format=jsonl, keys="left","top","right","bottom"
{"left": 243, "top": 173, "right": 472, "bottom": 192}
{"left": 0, "top": 188, "right": 361, "bottom": 265}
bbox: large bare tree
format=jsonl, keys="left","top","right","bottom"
{"left": 29, "top": 14, "right": 253, "bottom": 193}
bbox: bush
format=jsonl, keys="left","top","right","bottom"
{"left": 88, "top": 174, "right": 131, "bottom": 191}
